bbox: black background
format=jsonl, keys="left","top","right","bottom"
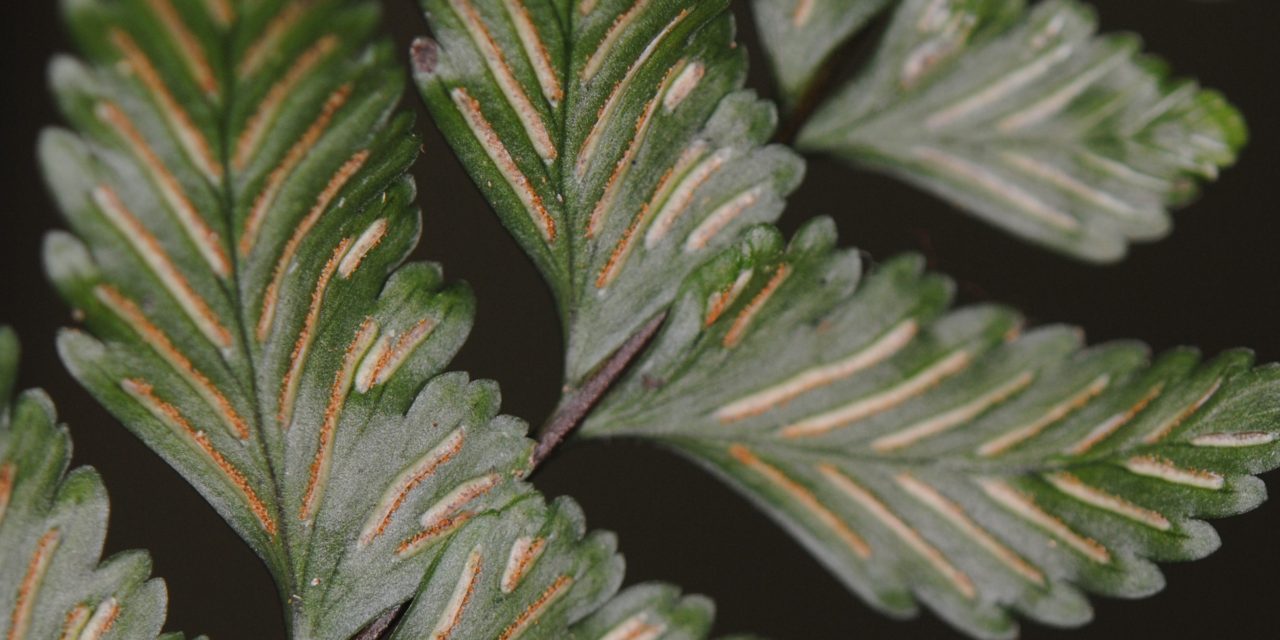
{"left": 3, "top": 1, "right": 1278, "bottom": 638}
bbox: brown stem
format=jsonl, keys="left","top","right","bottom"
{"left": 353, "top": 604, "right": 402, "bottom": 640}
{"left": 532, "top": 311, "right": 667, "bottom": 468}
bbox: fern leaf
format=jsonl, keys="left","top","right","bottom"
{"left": 750, "top": 0, "right": 893, "bottom": 108}
{"left": 795, "top": 0, "right": 1245, "bottom": 261}
{"left": 390, "top": 493, "right": 715, "bottom": 640}
{"left": 413, "top": 0, "right": 803, "bottom": 383}
{"left": 570, "top": 582, "right": 715, "bottom": 640}
{"left": 0, "top": 327, "right": 188, "bottom": 640}
{"left": 579, "top": 218, "right": 1280, "bottom": 638}
{"left": 37, "top": 1, "right": 714, "bottom": 638}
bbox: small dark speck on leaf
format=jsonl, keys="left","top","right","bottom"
{"left": 642, "top": 375, "right": 666, "bottom": 390}
{"left": 411, "top": 37, "right": 439, "bottom": 75}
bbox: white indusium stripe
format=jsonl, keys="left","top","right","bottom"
{"left": 996, "top": 47, "right": 1129, "bottom": 132}
{"left": 201, "top": 0, "right": 234, "bottom": 27}
{"left": 595, "top": 141, "right": 710, "bottom": 278}
{"left": 978, "top": 478, "right": 1110, "bottom": 563}
{"left": 896, "top": 474, "right": 1045, "bottom": 586}
{"left": 684, "top": 186, "right": 763, "bottom": 252}
{"left": 234, "top": 35, "right": 339, "bottom": 170}
{"left": 420, "top": 475, "right": 502, "bottom": 529}
{"left": 586, "top": 63, "right": 679, "bottom": 237}
{"left": 791, "top": 0, "right": 815, "bottom": 27}
{"left": 360, "top": 428, "right": 466, "bottom": 547}
{"left": 1125, "top": 83, "right": 1202, "bottom": 137}
{"left": 11, "top": 529, "right": 61, "bottom": 640}
{"left": 339, "top": 218, "right": 389, "bottom": 278}
{"left": 721, "top": 263, "right": 790, "bottom": 348}
{"left": 1078, "top": 151, "right": 1173, "bottom": 190}
{"left": 1044, "top": 472, "right": 1171, "bottom": 531}
{"left": 96, "top": 102, "right": 230, "bottom": 278}
{"left": 78, "top": 597, "right": 120, "bottom": 640}
{"left": 145, "top": 0, "right": 219, "bottom": 95}
{"left": 451, "top": 88, "right": 556, "bottom": 242}
{"left": 500, "top": 536, "right": 548, "bottom": 593}
{"left": 502, "top": 0, "right": 563, "bottom": 105}
{"left": 237, "top": 3, "right": 306, "bottom": 78}
{"left": 1124, "top": 456, "right": 1224, "bottom": 491}
{"left": 581, "top": 0, "right": 652, "bottom": 82}
{"left": 450, "top": 0, "right": 556, "bottom": 164}
{"left": 95, "top": 285, "right": 249, "bottom": 440}
{"left": 255, "top": 148, "right": 369, "bottom": 341}
{"left": 977, "top": 374, "right": 1111, "bottom": 457}
{"left": 818, "top": 465, "right": 976, "bottom": 599}
{"left": 925, "top": 43, "right": 1074, "bottom": 129}
{"left": 91, "top": 186, "right": 232, "bottom": 350}
{"left": 498, "top": 575, "right": 573, "bottom": 640}
{"left": 1141, "top": 379, "right": 1222, "bottom": 444}
{"left": 1002, "top": 152, "right": 1139, "bottom": 217}
{"left": 871, "top": 371, "right": 1035, "bottom": 453}
{"left": 122, "top": 379, "right": 277, "bottom": 534}
{"left": 110, "top": 31, "right": 221, "bottom": 180}
{"left": 354, "top": 317, "right": 438, "bottom": 392}
{"left": 1191, "top": 431, "right": 1277, "bottom": 448}
{"left": 729, "top": 444, "right": 871, "bottom": 558}
{"left": 0, "top": 464, "right": 13, "bottom": 529}
{"left": 1064, "top": 383, "right": 1163, "bottom": 456}
{"left": 703, "top": 269, "right": 754, "bottom": 326}
{"left": 780, "top": 350, "right": 972, "bottom": 439}
{"left": 431, "top": 549, "right": 483, "bottom": 640}
{"left": 645, "top": 146, "right": 729, "bottom": 248}
{"left": 299, "top": 318, "right": 379, "bottom": 521}
{"left": 599, "top": 614, "right": 666, "bottom": 640}
{"left": 241, "top": 84, "right": 355, "bottom": 258}
{"left": 59, "top": 605, "right": 91, "bottom": 640}
{"left": 663, "top": 60, "right": 704, "bottom": 111}
{"left": 717, "top": 320, "right": 919, "bottom": 423}
{"left": 912, "top": 146, "right": 1080, "bottom": 231}
{"left": 275, "top": 239, "right": 352, "bottom": 430}
{"left": 575, "top": 8, "right": 690, "bottom": 176}
{"left": 901, "top": 39, "right": 962, "bottom": 90}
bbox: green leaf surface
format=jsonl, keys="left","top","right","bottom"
{"left": 581, "top": 219, "right": 1280, "bottom": 638}
{"left": 393, "top": 494, "right": 716, "bottom": 640}
{"left": 750, "top": 0, "right": 894, "bottom": 108}
{"left": 40, "top": 1, "right": 715, "bottom": 638}
{"left": 0, "top": 327, "right": 185, "bottom": 640}
{"left": 797, "top": 0, "right": 1245, "bottom": 261}
{"left": 414, "top": 0, "right": 803, "bottom": 383}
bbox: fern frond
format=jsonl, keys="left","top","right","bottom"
{"left": 570, "top": 582, "right": 715, "bottom": 640}
{"left": 39, "top": 2, "right": 709, "bottom": 638}
{"left": 0, "top": 327, "right": 190, "bottom": 640}
{"left": 793, "top": 0, "right": 1245, "bottom": 261}
{"left": 580, "top": 219, "right": 1280, "bottom": 638}
{"left": 392, "top": 494, "right": 715, "bottom": 639}
{"left": 414, "top": 0, "right": 803, "bottom": 383}
{"left": 416, "top": 3, "right": 1276, "bottom": 635}
{"left": 750, "top": 0, "right": 893, "bottom": 108}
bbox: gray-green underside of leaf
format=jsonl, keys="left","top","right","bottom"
{"left": 40, "top": 1, "right": 714, "bottom": 638}
{"left": 750, "top": 0, "right": 894, "bottom": 108}
{"left": 795, "top": 0, "right": 1245, "bottom": 262}
{"left": 581, "top": 218, "right": 1280, "bottom": 638}
{"left": 414, "top": 0, "right": 803, "bottom": 384}
{"left": 1, "top": 327, "right": 185, "bottom": 639}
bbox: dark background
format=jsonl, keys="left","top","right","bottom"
{"left": 3, "top": 1, "right": 1278, "bottom": 638}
